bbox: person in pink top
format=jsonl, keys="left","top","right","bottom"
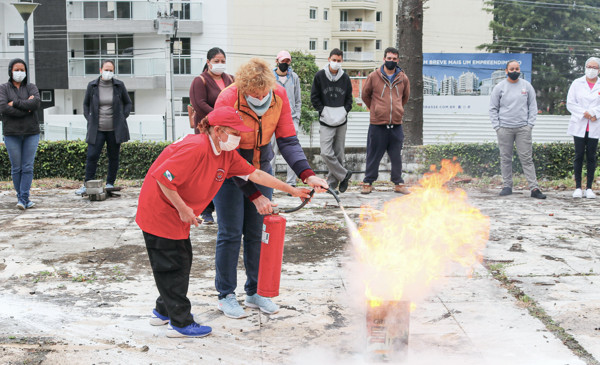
{"left": 189, "top": 47, "right": 235, "bottom": 223}
{"left": 567, "top": 57, "right": 600, "bottom": 199}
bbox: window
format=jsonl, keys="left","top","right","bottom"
{"left": 182, "top": 97, "right": 191, "bottom": 115}
{"left": 340, "top": 40, "right": 348, "bottom": 52}
{"left": 8, "top": 33, "right": 24, "bottom": 47}
{"left": 323, "top": 39, "right": 329, "bottom": 51}
{"left": 309, "top": 39, "right": 317, "bottom": 51}
{"left": 171, "top": 1, "right": 191, "bottom": 20}
{"left": 376, "top": 11, "right": 382, "bottom": 22}
{"left": 324, "top": 8, "right": 329, "bottom": 20}
{"left": 172, "top": 37, "right": 191, "bottom": 75}
{"left": 376, "top": 40, "right": 382, "bottom": 50}
{"left": 309, "top": 7, "right": 317, "bottom": 19}
{"left": 41, "top": 90, "right": 53, "bottom": 102}
{"left": 84, "top": 1, "right": 132, "bottom": 19}
{"left": 83, "top": 34, "right": 134, "bottom": 75}
{"left": 340, "top": 11, "right": 348, "bottom": 22}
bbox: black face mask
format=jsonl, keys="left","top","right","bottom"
{"left": 278, "top": 63, "right": 289, "bottom": 73}
{"left": 385, "top": 60, "right": 397, "bottom": 71}
{"left": 507, "top": 71, "right": 520, "bottom": 81}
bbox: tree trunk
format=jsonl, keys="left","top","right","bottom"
{"left": 397, "top": 0, "right": 424, "bottom": 146}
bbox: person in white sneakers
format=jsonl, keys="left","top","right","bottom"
{"left": 567, "top": 57, "right": 600, "bottom": 199}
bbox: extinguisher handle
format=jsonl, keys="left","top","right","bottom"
{"left": 280, "top": 189, "right": 315, "bottom": 213}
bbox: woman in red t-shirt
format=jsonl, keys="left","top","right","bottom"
{"left": 136, "top": 106, "right": 310, "bottom": 338}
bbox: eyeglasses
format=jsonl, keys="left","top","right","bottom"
{"left": 587, "top": 66, "right": 600, "bottom": 70}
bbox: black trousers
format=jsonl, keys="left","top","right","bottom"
{"left": 363, "top": 124, "right": 404, "bottom": 185}
{"left": 143, "top": 231, "right": 194, "bottom": 328}
{"left": 573, "top": 132, "right": 599, "bottom": 189}
{"left": 85, "top": 130, "right": 121, "bottom": 184}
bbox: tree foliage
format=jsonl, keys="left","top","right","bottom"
{"left": 290, "top": 51, "right": 320, "bottom": 133}
{"left": 479, "top": 0, "right": 600, "bottom": 114}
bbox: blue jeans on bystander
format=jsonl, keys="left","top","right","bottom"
{"left": 213, "top": 170, "right": 273, "bottom": 300}
{"left": 4, "top": 134, "right": 40, "bottom": 205}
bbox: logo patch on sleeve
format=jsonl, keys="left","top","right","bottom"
{"left": 163, "top": 170, "right": 174, "bottom": 181}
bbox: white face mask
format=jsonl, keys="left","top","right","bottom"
{"left": 246, "top": 92, "right": 271, "bottom": 107}
{"left": 219, "top": 131, "right": 241, "bottom": 151}
{"left": 101, "top": 70, "right": 114, "bottom": 80}
{"left": 210, "top": 63, "right": 227, "bottom": 75}
{"left": 585, "top": 67, "right": 599, "bottom": 80}
{"left": 329, "top": 61, "right": 342, "bottom": 71}
{"left": 12, "top": 71, "right": 26, "bottom": 83}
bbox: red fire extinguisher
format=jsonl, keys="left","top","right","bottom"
{"left": 257, "top": 212, "right": 287, "bottom": 297}
{"left": 257, "top": 190, "right": 318, "bottom": 298}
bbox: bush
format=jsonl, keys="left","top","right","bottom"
{"left": 0, "top": 140, "right": 169, "bottom": 181}
{"left": 423, "top": 142, "right": 575, "bottom": 180}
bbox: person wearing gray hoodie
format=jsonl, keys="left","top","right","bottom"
{"left": 271, "top": 50, "right": 302, "bottom": 186}
{"left": 310, "top": 48, "right": 354, "bottom": 193}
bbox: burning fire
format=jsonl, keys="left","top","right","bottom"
{"left": 353, "top": 159, "right": 489, "bottom": 307}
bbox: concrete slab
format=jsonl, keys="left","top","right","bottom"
{"left": 0, "top": 185, "right": 597, "bottom": 364}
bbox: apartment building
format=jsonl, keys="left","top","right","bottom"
{"left": 1, "top": 0, "right": 491, "bottom": 121}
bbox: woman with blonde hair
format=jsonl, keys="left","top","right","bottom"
{"left": 212, "top": 58, "right": 328, "bottom": 319}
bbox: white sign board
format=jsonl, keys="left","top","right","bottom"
{"left": 157, "top": 17, "right": 176, "bottom": 35}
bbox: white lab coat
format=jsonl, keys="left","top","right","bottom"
{"left": 567, "top": 75, "right": 600, "bottom": 138}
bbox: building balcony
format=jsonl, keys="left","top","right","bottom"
{"left": 67, "top": 56, "right": 203, "bottom": 89}
{"left": 66, "top": 0, "right": 203, "bottom": 34}
{"left": 333, "top": 22, "right": 377, "bottom": 39}
{"left": 344, "top": 51, "right": 375, "bottom": 62}
{"left": 331, "top": 0, "right": 377, "bottom": 11}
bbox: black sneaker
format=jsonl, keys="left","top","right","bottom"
{"left": 499, "top": 187, "right": 512, "bottom": 196}
{"left": 531, "top": 188, "right": 546, "bottom": 199}
{"left": 339, "top": 171, "right": 353, "bottom": 193}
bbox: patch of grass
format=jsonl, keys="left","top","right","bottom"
{"left": 32, "top": 270, "right": 54, "bottom": 283}
{"left": 110, "top": 266, "right": 126, "bottom": 282}
{"left": 72, "top": 273, "right": 96, "bottom": 283}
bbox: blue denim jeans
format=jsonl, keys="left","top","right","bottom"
{"left": 213, "top": 172, "right": 273, "bottom": 299}
{"left": 4, "top": 134, "right": 39, "bottom": 204}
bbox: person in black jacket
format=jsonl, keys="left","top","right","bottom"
{"left": 0, "top": 58, "right": 41, "bottom": 210}
{"left": 76, "top": 60, "right": 132, "bottom": 195}
{"left": 310, "top": 48, "right": 354, "bottom": 193}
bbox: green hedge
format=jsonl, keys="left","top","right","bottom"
{"left": 422, "top": 142, "right": 575, "bottom": 179}
{"left": 0, "top": 140, "right": 580, "bottom": 181}
{"left": 0, "top": 140, "right": 170, "bottom": 181}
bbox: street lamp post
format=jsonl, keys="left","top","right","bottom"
{"left": 11, "top": 2, "right": 40, "bottom": 70}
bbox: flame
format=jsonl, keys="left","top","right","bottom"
{"left": 355, "top": 159, "right": 489, "bottom": 307}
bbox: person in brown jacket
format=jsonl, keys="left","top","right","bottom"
{"left": 360, "top": 47, "right": 410, "bottom": 195}
{"left": 189, "top": 47, "right": 234, "bottom": 223}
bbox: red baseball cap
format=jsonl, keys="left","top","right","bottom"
{"left": 207, "top": 107, "right": 254, "bottom": 132}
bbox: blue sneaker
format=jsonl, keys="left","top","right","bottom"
{"left": 166, "top": 322, "right": 212, "bottom": 338}
{"left": 218, "top": 294, "right": 248, "bottom": 319}
{"left": 25, "top": 201, "right": 35, "bottom": 209}
{"left": 149, "top": 309, "right": 169, "bottom": 326}
{"left": 245, "top": 294, "right": 279, "bottom": 314}
{"left": 105, "top": 183, "right": 114, "bottom": 189}
{"left": 16, "top": 201, "right": 25, "bottom": 210}
{"left": 201, "top": 213, "right": 214, "bottom": 224}
{"left": 75, "top": 186, "right": 86, "bottom": 195}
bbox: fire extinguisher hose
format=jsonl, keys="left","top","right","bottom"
{"left": 279, "top": 187, "right": 340, "bottom": 214}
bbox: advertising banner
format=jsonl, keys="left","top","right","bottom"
{"left": 423, "top": 53, "right": 533, "bottom": 114}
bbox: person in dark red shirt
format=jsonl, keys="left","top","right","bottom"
{"left": 136, "top": 107, "right": 310, "bottom": 338}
